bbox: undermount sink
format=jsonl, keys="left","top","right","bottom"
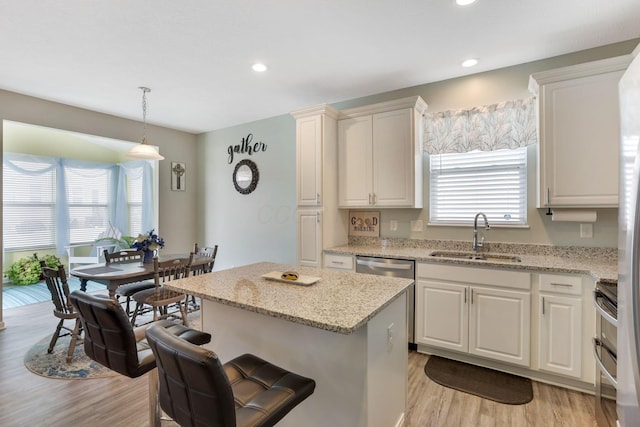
{"left": 429, "top": 251, "right": 522, "bottom": 263}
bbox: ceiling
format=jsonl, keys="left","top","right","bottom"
{"left": 1, "top": 0, "right": 640, "bottom": 134}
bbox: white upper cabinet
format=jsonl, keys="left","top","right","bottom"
{"left": 529, "top": 55, "right": 632, "bottom": 208}
{"left": 338, "top": 96, "right": 428, "bottom": 208}
{"left": 338, "top": 115, "right": 373, "bottom": 206}
{"left": 296, "top": 115, "right": 323, "bottom": 206}
{"left": 293, "top": 105, "right": 339, "bottom": 207}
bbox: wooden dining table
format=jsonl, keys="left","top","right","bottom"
{"left": 70, "top": 253, "right": 210, "bottom": 299}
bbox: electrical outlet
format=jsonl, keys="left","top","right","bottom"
{"left": 390, "top": 220, "right": 398, "bottom": 231}
{"left": 387, "top": 323, "right": 394, "bottom": 346}
{"left": 580, "top": 223, "right": 593, "bottom": 238}
{"left": 410, "top": 220, "right": 423, "bottom": 232}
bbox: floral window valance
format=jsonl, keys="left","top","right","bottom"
{"left": 423, "top": 97, "right": 537, "bottom": 154}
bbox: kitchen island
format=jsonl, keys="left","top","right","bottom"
{"left": 165, "top": 262, "right": 413, "bottom": 427}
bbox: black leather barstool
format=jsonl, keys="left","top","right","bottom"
{"left": 146, "top": 324, "right": 316, "bottom": 427}
{"left": 69, "top": 290, "right": 211, "bottom": 426}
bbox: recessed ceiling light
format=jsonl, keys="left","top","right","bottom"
{"left": 456, "top": 0, "right": 477, "bottom": 5}
{"left": 252, "top": 63, "right": 268, "bottom": 72}
{"left": 461, "top": 58, "right": 478, "bottom": 67}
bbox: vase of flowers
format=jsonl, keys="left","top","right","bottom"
{"left": 131, "top": 229, "right": 165, "bottom": 263}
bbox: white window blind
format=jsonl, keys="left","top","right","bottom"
{"left": 3, "top": 159, "right": 56, "bottom": 249}
{"left": 429, "top": 147, "right": 527, "bottom": 225}
{"left": 66, "top": 167, "right": 112, "bottom": 244}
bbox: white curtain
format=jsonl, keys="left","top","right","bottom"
{"left": 3, "top": 152, "right": 155, "bottom": 256}
{"left": 115, "top": 160, "right": 154, "bottom": 234}
{"left": 423, "top": 98, "right": 537, "bottom": 154}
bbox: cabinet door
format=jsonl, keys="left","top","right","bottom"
{"left": 415, "top": 280, "right": 468, "bottom": 352}
{"left": 538, "top": 70, "right": 623, "bottom": 207}
{"left": 297, "top": 210, "right": 321, "bottom": 267}
{"left": 372, "top": 108, "right": 416, "bottom": 207}
{"left": 538, "top": 294, "right": 582, "bottom": 378}
{"left": 296, "top": 115, "right": 322, "bottom": 206}
{"left": 338, "top": 116, "right": 373, "bottom": 207}
{"left": 469, "top": 286, "right": 531, "bottom": 367}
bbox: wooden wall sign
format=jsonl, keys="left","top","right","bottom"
{"left": 349, "top": 211, "right": 380, "bottom": 237}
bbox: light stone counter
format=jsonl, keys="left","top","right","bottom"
{"left": 165, "top": 261, "right": 412, "bottom": 427}
{"left": 164, "top": 261, "right": 413, "bottom": 334}
{"left": 325, "top": 239, "right": 617, "bottom": 284}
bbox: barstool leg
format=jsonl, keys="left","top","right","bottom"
{"left": 149, "top": 369, "right": 161, "bottom": 427}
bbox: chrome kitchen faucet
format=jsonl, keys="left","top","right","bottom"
{"left": 473, "top": 212, "right": 490, "bottom": 252}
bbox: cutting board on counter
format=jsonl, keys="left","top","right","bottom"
{"left": 261, "top": 271, "right": 320, "bottom": 286}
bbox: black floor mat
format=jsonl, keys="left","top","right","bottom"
{"left": 424, "top": 355, "right": 533, "bottom": 405}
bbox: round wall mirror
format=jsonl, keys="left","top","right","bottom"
{"left": 233, "top": 159, "right": 259, "bottom": 194}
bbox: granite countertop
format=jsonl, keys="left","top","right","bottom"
{"left": 325, "top": 239, "right": 618, "bottom": 285}
{"left": 164, "top": 261, "right": 413, "bottom": 334}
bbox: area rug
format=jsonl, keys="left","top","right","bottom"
{"left": 424, "top": 355, "right": 533, "bottom": 405}
{"left": 24, "top": 310, "right": 202, "bottom": 380}
{"left": 24, "top": 334, "right": 118, "bottom": 380}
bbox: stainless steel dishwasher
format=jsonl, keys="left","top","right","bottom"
{"left": 355, "top": 256, "right": 416, "bottom": 348}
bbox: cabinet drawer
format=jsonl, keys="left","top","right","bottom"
{"left": 324, "top": 254, "right": 354, "bottom": 271}
{"left": 539, "top": 274, "right": 582, "bottom": 295}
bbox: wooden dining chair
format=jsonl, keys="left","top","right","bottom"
{"left": 188, "top": 243, "right": 218, "bottom": 311}
{"left": 193, "top": 243, "right": 218, "bottom": 274}
{"left": 104, "top": 249, "right": 155, "bottom": 316}
{"left": 130, "top": 255, "right": 192, "bottom": 327}
{"left": 39, "top": 261, "right": 82, "bottom": 363}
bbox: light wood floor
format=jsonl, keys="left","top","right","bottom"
{"left": 0, "top": 300, "right": 603, "bottom": 427}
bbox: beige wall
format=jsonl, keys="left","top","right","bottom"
{"left": 0, "top": 89, "right": 199, "bottom": 328}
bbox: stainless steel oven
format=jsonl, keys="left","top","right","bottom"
{"left": 593, "top": 282, "right": 618, "bottom": 427}
{"left": 355, "top": 256, "right": 415, "bottom": 349}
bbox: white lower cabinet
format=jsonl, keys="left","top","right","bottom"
{"left": 469, "top": 286, "right": 531, "bottom": 367}
{"left": 537, "top": 273, "right": 584, "bottom": 379}
{"left": 417, "top": 281, "right": 468, "bottom": 352}
{"left": 416, "top": 263, "right": 531, "bottom": 367}
{"left": 323, "top": 253, "right": 354, "bottom": 271}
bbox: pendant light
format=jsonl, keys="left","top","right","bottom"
{"left": 126, "top": 87, "right": 165, "bottom": 160}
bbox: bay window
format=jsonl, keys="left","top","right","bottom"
{"left": 3, "top": 153, "right": 154, "bottom": 255}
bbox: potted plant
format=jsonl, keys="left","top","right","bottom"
{"left": 4, "top": 253, "right": 62, "bottom": 285}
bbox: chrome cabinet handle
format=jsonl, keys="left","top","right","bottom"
{"left": 316, "top": 212, "right": 320, "bottom": 223}
{"left": 355, "top": 259, "right": 411, "bottom": 269}
{"left": 550, "top": 282, "right": 573, "bottom": 288}
{"left": 464, "top": 288, "right": 467, "bottom": 304}
{"left": 316, "top": 193, "right": 320, "bottom": 204}
{"left": 547, "top": 187, "right": 550, "bottom": 205}
{"left": 542, "top": 297, "right": 545, "bottom": 315}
